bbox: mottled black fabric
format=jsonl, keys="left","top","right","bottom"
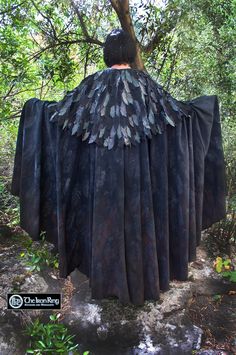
{"left": 11, "top": 69, "right": 226, "bottom": 305}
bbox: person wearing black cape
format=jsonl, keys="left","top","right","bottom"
{"left": 11, "top": 29, "right": 226, "bottom": 305}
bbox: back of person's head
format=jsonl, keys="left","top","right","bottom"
{"left": 103, "top": 29, "right": 137, "bottom": 67}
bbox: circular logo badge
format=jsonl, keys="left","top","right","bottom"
{"left": 9, "top": 294, "right": 23, "bottom": 309}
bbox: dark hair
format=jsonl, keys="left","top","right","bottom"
{"left": 103, "top": 29, "right": 137, "bottom": 67}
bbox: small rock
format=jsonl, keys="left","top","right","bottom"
{"left": 97, "top": 324, "right": 109, "bottom": 340}
{"left": 51, "top": 274, "right": 57, "bottom": 279}
{"left": 191, "top": 260, "right": 204, "bottom": 270}
{"left": 20, "top": 274, "right": 48, "bottom": 293}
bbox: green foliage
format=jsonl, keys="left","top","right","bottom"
{"left": 19, "top": 233, "right": 59, "bottom": 272}
{"left": 203, "top": 217, "right": 236, "bottom": 259}
{"left": 24, "top": 314, "right": 89, "bottom": 354}
{"left": 221, "top": 270, "right": 236, "bottom": 283}
{"left": 0, "top": 118, "right": 19, "bottom": 224}
{"left": 212, "top": 294, "right": 222, "bottom": 301}
{"left": 0, "top": 120, "right": 18, "bottom": 161}
{"left": 222, "top": 118, "right": 236, "bottom": 212}
{"left": 0, "top": 175, "right": 20, "bottom": 227}
{"left": 0, "top": 0, "right": 235, "bottom": 119}
{"left": 214, "top": 256, "right": 236, "bottom": 283}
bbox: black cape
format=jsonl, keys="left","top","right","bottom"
{"left": 11, "top": 68, "right": 226, "bottom": 305}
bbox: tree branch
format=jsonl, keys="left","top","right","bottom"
{"left": 0, "top": 1, "right": 26, "bottom": 16}
{"left": 143, "top": 7, "right": 181, "bottom": 54}
{"left": 2, "top": 78, "right": 53, "bottom": 101}
{"left": 28, "top": 39, "right": 103, "bottom": 62}
{"left": 110, "top": 0, "right": 135, "bottom": 38}
{"left": 70, "top": 1, "right": 103, "bottom": 46}
{"left": 109, "top": 0, "right": 119, "bottom": 13}
{"left": 3, "top": 83, "right": 15, "bottom": 100}
{"left": 157, "top": 34, "right": 175, "bottom": 78}
{"left": 166, "top": 42, "right": 180, "bottom": 91}
{"left": 109, "top": 0, "right": 145, "bottom": 70}
{"left": 0, "top": 111, "right": 21, "bottom": 122}
{"left": 31, "top": 0, "right": 57, "bottom": 40}
{"left": 71, "top": 1, "right": 89, "bottom": 38}
{"left": 142, "top": 32, "right": 162, "bottom": 53}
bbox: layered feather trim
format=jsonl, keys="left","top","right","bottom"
{"left": 50, "top": 68, "right": 191, "bottom": 149}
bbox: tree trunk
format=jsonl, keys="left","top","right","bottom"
{"left": 110, "top": 0, "right": 145, "bottom": 71}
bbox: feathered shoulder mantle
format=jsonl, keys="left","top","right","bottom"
{"left": 50, "top": 68, "right": 191, "bottom": 149}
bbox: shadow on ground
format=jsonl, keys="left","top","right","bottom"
{"left": 0, "top": 224, "right": 235, "bottom": 355}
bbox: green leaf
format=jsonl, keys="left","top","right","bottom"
{"left": 229, "top": 271, "right": 236, "bottom": 282}
{"left": 213, "top": 294, "right": 221, "bottom": 301}
{"left": 222, "top": 271, "right": 231, "bottom": 277}
{"left": 68, "top": 344, "right": 79, "bottom": 350}
{"left": 34, "top": 256, "right": 41, "bottom": 263}
{"left": 54, "top": 341, "right": 65, "bottom": 348}
{"left": 49, "top": 314, "right": 58, "bottom": 321}
{"left": 223, "top": 259, "right": 231, "bottom": 266}
{"left": 216, "top": 258, "right": 223, "bottom": 273}
{"left": 37, "top": 340, "right": 46, "bottom": 348}
{"left": 55, "top": 348, "right": 66, "bottom": 352}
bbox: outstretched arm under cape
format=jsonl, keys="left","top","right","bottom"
{"left": 11, "top": 92, "right": 227, "bottom": 281}
{"left": 188, "top": 95, "right": 227, "bottom": 230}
{"left": 11, "top": 98, "right": 58, "bottom": 245}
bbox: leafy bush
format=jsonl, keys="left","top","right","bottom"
{"left": 203, "top": 217, "right": 236, "bottom": 258}
{"left": 19, "top": 233, "right": 59, "bottom": 272}
{"left": 0, "top": 121, "right": 18, "bottom": 176}
{"left": 214, "top": 256, "right": 236, "bottom": 283}
{"left": 25, "top": 314, "right": 89, "bottom": 354}
{"left": 0, "top": 175, "right": 20, "bottom": 227}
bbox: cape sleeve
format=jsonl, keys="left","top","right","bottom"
{"left": 11, "top": 98, "right": 58, "bottom": 244}
{"left": 188, "top": 95, "right": 227, "bottom": 230}
{"left": 11, "top": 98, "right": 44, "bottom": 239}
